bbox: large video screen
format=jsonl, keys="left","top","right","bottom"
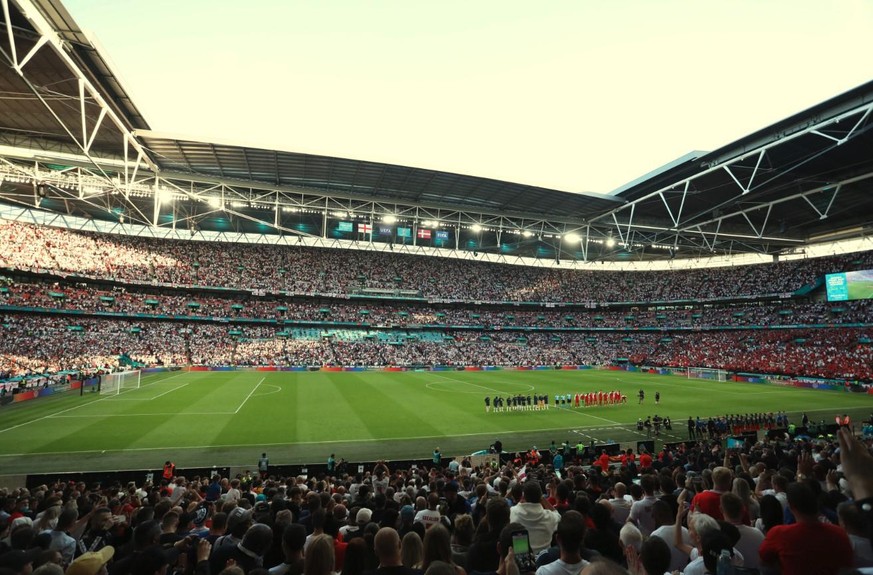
{"left": 825, "top": 269, "right": 873, "bottom": 301}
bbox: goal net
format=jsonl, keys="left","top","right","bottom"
{"left": 99, "top": 370, "right": 142, "bottom": 395}
{"left": 687, "top": 367, "right": 729, "bottom": 382}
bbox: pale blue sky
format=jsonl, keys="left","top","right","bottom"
{"left": 67, "top": 0, "right": 873, "bottom": 195}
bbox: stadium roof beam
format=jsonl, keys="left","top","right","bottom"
{"left": 0, "top": 0, "right": 159, "bottom": 226}
{"left": 0, "top": 158, "right": 590, "bottom": 246}
{"left": 3, "top": 0, "right": 873, "bottom": 264}
{"left": 589, "top": 96, "right": 873, "bottom": 258}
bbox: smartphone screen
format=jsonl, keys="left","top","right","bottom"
{"left": 726, "top": 437, "right": 744, "bottom": 449}
{"left": 512, "top": 530, "right": 535, "bottom": 571}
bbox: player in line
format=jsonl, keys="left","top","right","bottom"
{"left": 485, "top": 394, "right": 550, "bottom": 413}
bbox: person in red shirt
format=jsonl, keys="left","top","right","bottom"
{"left": 690, "top": 466, "right": 732, "bottom": 521}
{"left": 638, "top": 449, "right": 653, "bottom": 470}
{"left": 597, "top": 450, "right": 610, "bottom": 474}
{"left": 759, "top": 482, "right": 853, "bottom": 575}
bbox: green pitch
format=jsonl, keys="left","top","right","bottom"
{"left": 0, "top": 369, "right": 871, "bottom": 475}
{"left": 848, "top": 279, "right": 873, "bottom": 300}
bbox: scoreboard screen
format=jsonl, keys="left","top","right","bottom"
{"left": 825, "top": 269, "right": 873, "bottom": 301}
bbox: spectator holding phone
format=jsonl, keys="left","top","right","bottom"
{"left": 509, "top": 482, "right": 560, "bottom": 554}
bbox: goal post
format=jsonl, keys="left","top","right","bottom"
{"left": 99, "top": 370, "right": 142, "bottom": 395}
{"left": 687, "top": 367, "right": 729, "bottom": 382}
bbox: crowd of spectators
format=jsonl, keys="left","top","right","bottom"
{"left": 643, "top": 328, "right": 873, "bottom": 381}
{"left": 2, "top": 279, "right": 871, "bottom": 327}
{"left": 2, "top": 312, "right": 871, "bottom": 382}
{"left": 4, "top": 224, "right": 873, "bottom": 573}
{"left": 1, "top": 220, "right": 872, "bottom": 383}
{"left": 3, "top": 427, "right": 873, "bottom": 574}
{"left": 3, "top": 220, "right": 872, "bottom": 303}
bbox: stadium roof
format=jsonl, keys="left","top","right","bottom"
{"left": 1, "top": 0, "right": 873, "bottom": 264}
{"left": 136, "top": 131, "right": 621, "bottom": 221}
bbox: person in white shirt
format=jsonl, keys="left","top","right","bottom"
{"left": 760, "top": 474, "right": 789, "bottom": 510}
{"left": 45, "top": 507, "right": 79, "bottom": 567}
{"left": 509, "top": 482, "right": 560, "bottom": 554}
{"left": 619, "top": 522, "right": 643, "bottom": 570}
{"left": 627, "top": 475, "right": 659, "bottom": 537}
{"left": 606, "top": 483, "right": 632, "bottom": 525}
{"left": 720, "top": 492, "right": 765, "bottom": 571}
{"left": 535, "top": 511, "right": 589, "bottom": 575}
{"left": 169, "top": 478, "right": 187, "bottom": 505}
{"left": 838, "top": 501, "right": 873, "bottom": 568}
{"left": 414, "top": 493, "right": 442, "bottom": 530}
{"left": 225, "top": 478, "right": 242, "bottom": 504}
{"left": 649, "top": 500, "right": 691, "bottom": 573}
{"left": 674, "top": 502, "right": 721, "bottom": 575}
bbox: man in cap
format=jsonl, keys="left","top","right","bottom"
{"left": 209, "top": 523, "right": 273, "bottom": 574}
{"left": 213, "top": 506, "right": 252, "bottom": 550}
{"left": 341, "top": 508, "right": 372, "bottom": 542}
{"left": 398, "top": 505, "right": 416, "bottom": 538}
{"left": 65, "top": 546, "right": 114, "bottom": 575}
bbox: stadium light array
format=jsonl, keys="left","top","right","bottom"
{"left": 382, "top": 215, "right": 397, "bottom": 224}
{"left": 156, "top": 188, "right": 174, "bottom": 205}
{"left": 471, "top": 224, "right": 482, "bottom": 233}
{"left": 565, "top": 233, "right": 581, "bottom": 243}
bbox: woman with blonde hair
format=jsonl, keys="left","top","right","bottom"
{"left": 732, "top": 477, "right": 759, "bottom": 524}
{"left": 401, "top": 531, "right": 423, "bottom": 569}
{"left": 305, "top": 533, "right": 337, "bottom": 575}
{"left": 33, "top": 503, "right": 61, "bottom": 532}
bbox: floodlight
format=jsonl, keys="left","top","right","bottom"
{"left": 157, "top": 188, "right": 174, "bottom": 204}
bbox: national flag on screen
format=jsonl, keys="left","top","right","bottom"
{"left": 417, "top": 228, "right": 431, "bottom": 239}
{"left": 436, "top": 230, "right": 449, "bottom": 241}
{"left": 358, "top": 223, "right": 372, "bottom": 234}
{"left": 397, "top": 227, "right": 412, "bottom": 238}
{"left": 379, "top": 225, "right": 393, "bottom": 235}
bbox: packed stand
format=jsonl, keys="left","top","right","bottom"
{"left": 2, "top": 312, "right": 871, "bottom": 382}
{"left": 3, "top": 220, "right": 872, "bottom": 303}
{"left": 2, "top": 279, "right": 871, "bottom": 328}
